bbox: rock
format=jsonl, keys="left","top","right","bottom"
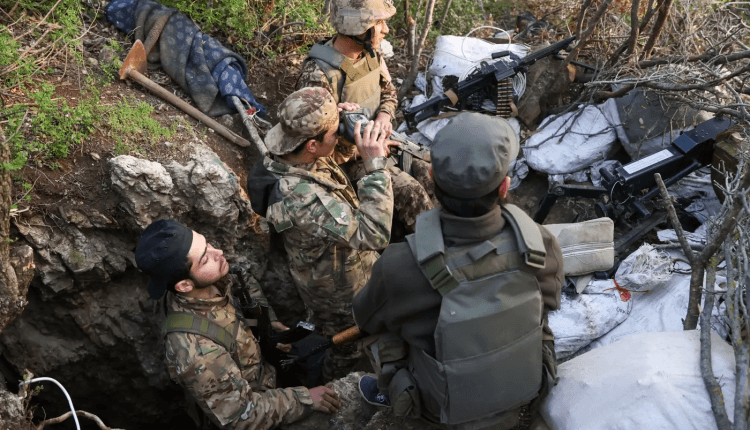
{"left": 87, "top": 57, "right": 99, "bottom": 67}
{"left": 0, "top": 389, "right": 27, "bottom": 430}
{"left": 98, "top": 45, "right": 115, "bottom": 65}
{"left": 109, "top": 155, "right": 176, "bottom": 228}
{"left": 282, "top": 372, "right": 439, "bottom": 430}
{"left": 90, "top": 152, "right": 100, "bottom": 161}
{"left": 2, "top": 141, "right": 292, "bottom": 428}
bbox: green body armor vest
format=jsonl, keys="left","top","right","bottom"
{"left": 405, "top": 205, "right": 547, "bottom": 429}
{"left": 306, "top": 41, "right": 382, "bottom": 119}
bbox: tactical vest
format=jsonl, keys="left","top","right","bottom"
{"left": 405, "top": 205, "right": 546, "bottom": 429}
{"left": 306, "top": 41, "right": 382, "bottom": 119}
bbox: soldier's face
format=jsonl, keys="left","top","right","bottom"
{"left": 316, "top": 123, "right": 340, "bottom": 157}
{"left": 371, "top": 19, "right": 389, "bottom": 48}
{"left": 186, "top": 231, "right": 228, "bottom": 288}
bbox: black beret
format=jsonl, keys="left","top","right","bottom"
{"left": 135, "top": 219, "right": 193, "bottom": 299}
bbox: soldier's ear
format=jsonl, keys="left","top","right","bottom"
{"left": 174, "top": 279, "right": 194, "bottom": 294}
{"left": 305, "top": 139, "right": 318, "bottom": 155}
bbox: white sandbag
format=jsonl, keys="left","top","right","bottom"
{"left": 542, "top": 330, "right": 736, "bottom": 430}
{"left": 548, "top": 280, "right": 632, "bottom": 360}
{"left": 544, "top": 217, "right": 615, "bottom": 276}
{"left": 524, "top": 101, "right": 619, "bottom": 174}
{"left": 584, "top": 244, "right": 729, "bottom": 350}
{"left": 428, "top": 35, "right": 528, "bottom": 78}
{"left": 614, "top": 243, "right": 672, "bottom": 291}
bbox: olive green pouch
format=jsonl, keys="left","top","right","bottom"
{"left": 388, "top": 368, "right": 421, "bottom": 418}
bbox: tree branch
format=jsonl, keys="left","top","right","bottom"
{"left": 397, "top": 0, "right": 436, "bottom": 101}
{"left": 685, "top": 168, "right": 750, "bottom": 329}
{"left": 699, "top": 258, "right": 733, "bottom": 430}
{"left": 637, "top": 48, "right": 750, "bottom": 68}
{"left": 655, "top": 173, "right": 697, "bottom": 264}
{"left": 37, "top": 410, "right": 125, "bottom": 430}
{"left": 641, "top": 0, "right": 676, "bottom": 59}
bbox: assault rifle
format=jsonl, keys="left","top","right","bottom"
{"left": 403, "top": 35, "right": 577, "bottom": 129}
{"left": 533, "top": 116, "right": 734, "bottom": 256}
{"left": 230, "top": 267, "right": 315, "bottom": 349}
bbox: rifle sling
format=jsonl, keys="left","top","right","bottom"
{"left": 163, "top": 311, "right": 240, "bottom": 356}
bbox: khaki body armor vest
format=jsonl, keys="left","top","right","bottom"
{"left": 405, "top": 205, "right": 547, "bottom": 429}
{"left": 306, "top": 41, "right": 382, "bottom": 119}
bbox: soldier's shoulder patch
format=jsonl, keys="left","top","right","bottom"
{"left": 315, "top": 191, "right": 350, "bottom": 225}
{"left": 195, "top": 336, "right": 221, "bottom": 356}
{"left": 267, "top": 201, "right": 293, "bottom": 232}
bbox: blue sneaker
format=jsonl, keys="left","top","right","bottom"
{"left": 359, "top": 375, "right": 390, "bottom": 407}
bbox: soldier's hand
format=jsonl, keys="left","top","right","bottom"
{"left": 271, "top": 321, "right": 290, "bottom": 332}
{"left": 309, "top": 385, "right": 341, "bottom": 414}
{"left": 337, "top": 102, "right": 360, "bottom": 112}
{"left": 373, "top": 111, "right": 393, "bottom": 138}
{"left": 354, "top": 120, "right": 389, "bottom": 161}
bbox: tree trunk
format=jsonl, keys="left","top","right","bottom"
{"left": 398, "top": 0, "right": 437, "bottom": 101}
{"left": 0, "top": 127, "right": 32, "bottom": 332}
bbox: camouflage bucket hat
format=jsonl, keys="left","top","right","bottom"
{"left": 331, "top": 0, "right": 397, "bottom": 36}
{"left": 265, "top": 87, "right": 339, "bottom": 156}
{"left": 430, "top": 112, "right": 520, "bottom": 199}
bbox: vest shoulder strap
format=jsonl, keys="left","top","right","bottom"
{"left": 163, "top": 311, "right": 238, "bottom": 354}
{"left": 307, "top": 42, "right": 380, "bottom": 89}
{"left": 407, "top": 209, "right": 461, "bottom": 296}
{"left": 308, "top": 42, "right": 347, "bottom": 69}
{"left": 501, "top": 204, "right": 546, "bottom": 269}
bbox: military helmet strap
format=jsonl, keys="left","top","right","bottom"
{"left": 349, "top": 27, "right": 376, "bottom": 58}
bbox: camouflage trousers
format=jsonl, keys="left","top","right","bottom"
{"left": 309, "top": 308, "right": 362, "bottom": 382}
{"left": 345, "top": 155, "right": 434, "bottom": 233}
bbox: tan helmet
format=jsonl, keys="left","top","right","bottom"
{"left": 330, "top": 0, "right": 397, "bottom": 36}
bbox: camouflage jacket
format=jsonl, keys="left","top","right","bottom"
{"left": 165, "top": 278, "right": 313, "bottom": 430}
{"left": 262, "top": 155, "right": 393, "bottom": 315}
{"left": 296, "top": 39, "right": 398, "bottom": 163}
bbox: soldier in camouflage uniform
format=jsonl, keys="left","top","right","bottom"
{"left": 246, "top": 87, "right": 394, "bottom": 381}
{"left": 295, "top": 0, "right": 433, "bottom": 234}
{"left": 135, "top": 219, "right": 341, "bottom": 430}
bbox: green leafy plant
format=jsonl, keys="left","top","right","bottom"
{"left": 108, "top": 97, "right": 175, "bottom": 155}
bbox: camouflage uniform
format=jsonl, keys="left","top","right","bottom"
{"left": 263, "top": 155, "right": 393, "bottom": 380}
{"left": 295, "top": 0, "right": 433, "bottom": 233}
{"left": 248, "top": 87, "right": 395, "bottom": 381}
{"left": 165, "top": 276, "right": 313, "bottom": 430}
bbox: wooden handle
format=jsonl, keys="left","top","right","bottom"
{"left": 332, "top": 326, "right": 361, "bottom": 345}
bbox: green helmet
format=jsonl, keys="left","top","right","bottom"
{"left": 330, "top": 0, "right": 397, "bottom": 36}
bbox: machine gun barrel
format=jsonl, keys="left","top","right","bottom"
{"left": 404, "top": 35, "right": 576, "bottom": 128}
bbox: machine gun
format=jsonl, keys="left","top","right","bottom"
{"left": 533, "top": 116, "right": 734, "bottom": 255}
{"left": 403, "top": 35, "right": 577, "bottom": 128}
{"left": 339, "top": 109, "right": 430, "bottom": 174}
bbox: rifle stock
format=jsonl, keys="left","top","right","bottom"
{"left": 404, "top": 35, "right": 577, "bottom": 128}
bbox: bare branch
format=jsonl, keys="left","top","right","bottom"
{"left": 641, "top": 0, "right": 676, "bottom": 59}
{"left": 637, "top": 49, "right": 750, "bottom": 68}
{"left": 700, "top": 258, "right": 733, "bottom": 430}
{"left": 37, "top": 410, "right": 125, "bottom": 430}
{"left": 397, "top": 0, "right": 437, "bottom": 101}
{"left": 655, "top": 173, "right": 698, "bottom": 263}
{"left": 626, "top": 0, "right": 641, "bottom": 57}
